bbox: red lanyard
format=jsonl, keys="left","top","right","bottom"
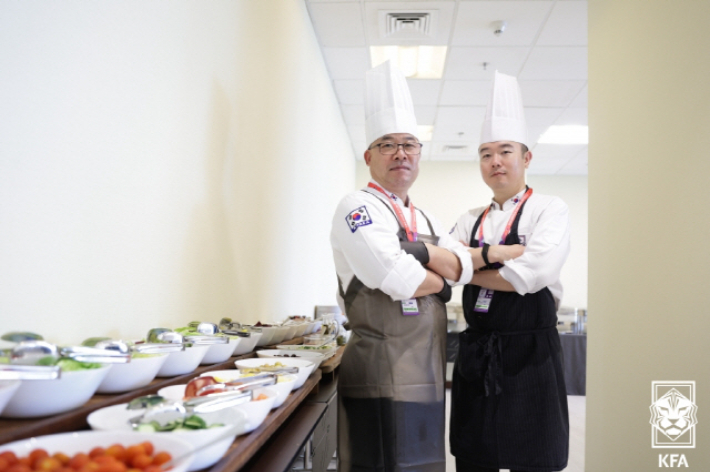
{"left": 367, "top": 182, "right": 418, "bottom": 242}
{"left": 477, "top": 187, "right": 533, "bottom": 245}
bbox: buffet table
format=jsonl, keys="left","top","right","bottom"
{"left": 445, "top": 329, "right": 587, "bottom": 395}
{"left": 558, "top": 333, "right": 587, "bottom": 395}
{"left": 0, "top": 342, "right": 345, "bottom": 472}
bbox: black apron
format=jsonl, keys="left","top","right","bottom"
{"left": 337, "top": 196, "right": 447, "bottom": 472}
{"left": 450, "top": 200, "right": 569, "bottom": 472}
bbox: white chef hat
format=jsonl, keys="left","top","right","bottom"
{"left": 480, "top": 71, "right": 528, "bottom": 147}
{"left": 364, "top": 60, "right": 418, "bottom": 147}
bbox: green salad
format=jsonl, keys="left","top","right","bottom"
{"left": 134, "top": 414, "right": 224, "bottom": 433}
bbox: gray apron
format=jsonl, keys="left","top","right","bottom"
{"left": 338, "top": 199, "right": 448, "bottom": 472}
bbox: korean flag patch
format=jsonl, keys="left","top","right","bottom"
{"left": 346, "top": 206, "right": 373, "bottom": 233}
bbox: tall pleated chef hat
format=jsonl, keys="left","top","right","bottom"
{"left": 365, "top": 60, "right": 418, "bottom": 146}
{"left": 480, "top": 71, "right": 528, "bottom": 147}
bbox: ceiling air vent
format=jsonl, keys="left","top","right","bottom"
{"left": 442, "top": 145, "right": 470, "bottom": 154}
{"left": 379, "top": 11, "right": 436, "bottom": 40}
{"left": 386, "top": 13, "right": 430, "bottom": 36}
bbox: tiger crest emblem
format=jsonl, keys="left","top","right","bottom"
{"left": 649, "top": 388, "right": 698, "bottom": 441}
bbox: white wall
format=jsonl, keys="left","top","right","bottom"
{"left": 0, "top": 1, "right": 354, "bottom": 345}
{"left": 356, "top": 160, "right": 588, "bottom": 309}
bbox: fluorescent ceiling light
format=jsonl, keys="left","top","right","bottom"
{"left": 538, "top": 125, "right": 589, "bottom": 145}
{"left": 370, "top": 46, "right": 447, "bottom": 79}
{"left": 417, "top": 125, "right": 433, "bottom": 142}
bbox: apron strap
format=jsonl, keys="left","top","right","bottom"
{"left": 364, "top": 190, "right": 437, "bottom": 240}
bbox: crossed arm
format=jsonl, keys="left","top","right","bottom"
{"left": 405, "top": 242, "right": 523, "bottom": 292}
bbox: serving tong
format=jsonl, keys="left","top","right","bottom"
{"left": 0, "top": 339, "right": 131, "bottom": 380}
{"left": 145, "top": 328, "right": 229, "bottom": 347}
{"left": 83, "top": 337, "right": 186, "bottom": 355}
{"left": 127, "top": 373, "right": 278, "bottom": 429}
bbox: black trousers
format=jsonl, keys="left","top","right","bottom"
{"left": 455, "top": 457, "right": 550, "bottom": 472}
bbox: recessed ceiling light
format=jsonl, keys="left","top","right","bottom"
{"left": 370, "top": 46, "right": 447, "bottom": 79}
{"left": 537, "top": 125, "right": 588, "bottom": 145}
{"left": 417, "top": 125, "right": 433, "bottom": 142}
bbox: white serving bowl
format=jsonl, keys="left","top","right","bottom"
{"left": 232, "top": 332, "right": 261, "bottom": 356}
{"left": 281, "top": 325, "right": 299, "bottom": 342}
{"left": 156, "top": 383, "right": 276, "bottom": 433}
{"left": 156, "top": 384, "right": 188, "bottom": 402}
{"left": 1, "top": 365, "right": 111, "bottom": 418}
{"left": 256, "top": 349, "right": 325, "bottom": 369}
{"left": 156, "top": 344, "right": 210, "bottom": 377}
{"left": 0, "top": 380, "right": 21, "bottom": 415}
{"left": 254, "top": 327, "right": 277, "bottom": 347}
{"left": 1, "top": 430, "right": 194, "bottom": 472}
{"left": 199, "top": 370, "right": 297, "bottom": 409}
{"left": 96, "top": 354, "right": 169, "bottom": 394}
{"left": 292, "top": 323, "right": 310, "bottom": 338}
{"left": 200, "top": 337, "right": 239, "bottom": 365}
{"left": 87, "top": 403, "right": 245, "bottom": 471}
{"left": 273, "top": 326, "right": 293, "bottom": 345}
{"left": 235, "top": 357, "right": 315, "bottom": 390}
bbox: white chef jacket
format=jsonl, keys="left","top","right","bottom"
{"left": 449, "top": 188, "right": 570, "bottom": 307}
{"left": 331, "top": 180, "right": 474, "bottom": 307}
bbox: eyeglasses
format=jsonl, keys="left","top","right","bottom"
{"left": 369, "top": 142, "right": 423, "bottom": 155}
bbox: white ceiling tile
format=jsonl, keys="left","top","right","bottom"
{"left": 341, "top": 104, "right": 365, "bottom": 125}
{"left": 414, "top": 105, "right": 437, "bottom": 125}
{"left": 526, "top": 107, "right": 564, "bottom": 129}
{"left": 556, "top": 147, "right": 588, "bottom": 175}
{"left": 445, "top": 47, "right": 530, "bottom": 79}
{"left": 322, "top": 47, "right": 371, "bottom": 79}
{"left": 452, "top": 1, "right": 554, "bottom": 46}
{"left": 536, "top": 1, "right": 587, "bottom": 46}
{"left": 307, "top": 3, "right": 366, "bottom": 47}
{"left": 554, "top": 107, "right": 588, "bottom": 126}
{"left": 519, "top": 46, "right": 587, "bottom": 80}
{"left": 531, "top": 143, "right": 585, "bottom": 161}
{"left": 407, "top": 79, "right": 442, "bottom": 105}
{"left": 440, "top": 80, "right": 490, "bottom": 106}
{"left": 364, "top": 2, "right": 456, "bottom": 46}
{"left": 333, "top": 80, "right": 365, "bottom": 105}
{"left": 433, "top": 106, "right": 485, "bottom": 142}
{"left": 519, "top": 80, "right": 586, "bottom": 107}
{"left": 569, "top": 84, "right": 588, "bottom": 107}
{"left": 527, "top": 156, "right": 568, "bottom": 175}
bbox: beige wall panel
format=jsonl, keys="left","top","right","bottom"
{"left": 588, "top": 0, "right": 710, "bottom": 469}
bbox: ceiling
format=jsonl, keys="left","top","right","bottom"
{"left": 304, "top": 0, "right": 588, "bottom": 175}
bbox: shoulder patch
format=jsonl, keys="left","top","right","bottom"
{"left": 345, "top": 205, "right": 373, "bottom": 233}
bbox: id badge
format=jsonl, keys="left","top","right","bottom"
{"left": 401, "top": 298, "right": 419, "bottom": 316}
{"left": 474, "top": 288, "right": 494, "bottom": 313}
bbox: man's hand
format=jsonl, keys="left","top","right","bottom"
{"left": 488, "top": 244, "right": 525, "bottom": 263}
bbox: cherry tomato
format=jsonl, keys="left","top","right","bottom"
{"left": 128, "top": 455, "right": 151, "bottom": 470}
{"left": 184, "top": 376, "right": 217, "bottom": 398}
{"left": 68, "top": 454, "right": 90, "bottom": 471}
{"left": 51, "top": 454, "right": 70, "bottom": 467}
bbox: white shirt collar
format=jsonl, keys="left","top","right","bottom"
{"left": 366, "top": 179, "right": 406, "bottom": 206}
{"left": 491, "top": 187, "right": 528, "bottom": 211}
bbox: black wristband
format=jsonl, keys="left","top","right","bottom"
{"left": 481, "top": 243, "right": 491, "bottom": 266}
{"left": 400, "top": 241, "right": 430, "bottom": 265}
